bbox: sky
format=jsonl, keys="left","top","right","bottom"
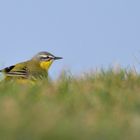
{"left": 0, "top": 0, "right": 140, "bottom": 78}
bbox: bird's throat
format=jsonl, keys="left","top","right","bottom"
{"left": 40, "top": 61, "right": 53, "bottom": 70}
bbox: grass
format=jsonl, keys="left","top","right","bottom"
{"left": 0, "top": 69, "right": 140, "bottom": 140}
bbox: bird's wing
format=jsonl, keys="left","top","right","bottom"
{"left": 0, "top": 62, "right": 28, "bottom": 78}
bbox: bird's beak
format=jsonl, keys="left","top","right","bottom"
{"left": 54, "top": 56, "right": 63, "bottom": 60}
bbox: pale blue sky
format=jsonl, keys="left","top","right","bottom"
{"left": 0, "top": 0, "right": 140, "bottom": 78}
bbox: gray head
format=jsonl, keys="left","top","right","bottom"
{"left": 32, "top": 51, "right": 63, "bottom": 61}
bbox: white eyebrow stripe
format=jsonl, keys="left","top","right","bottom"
{"left": 39, "top": 55, "right": 48, "bottom": 58}
{"left": 39, "top": 54, "right": 54, "bottom": 59}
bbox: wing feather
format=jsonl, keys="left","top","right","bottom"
{"left": 0, "top": 62, "right": 28, "bottom": 78}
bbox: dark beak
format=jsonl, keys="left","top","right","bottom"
{"left": 54, "top": 56, "right": 63, "bottom": 60}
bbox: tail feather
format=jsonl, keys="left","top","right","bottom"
{"left": 0, "top": 68, "right": 4, "bottom": 72}
{"left": 0, "top": 73, "right": 5, "bottom": 81}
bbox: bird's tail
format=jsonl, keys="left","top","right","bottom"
{"left": 0, "top": 68, "right": 3, "bottom": 72}
{"left": 0, "top": 73, "right": 5, "bottom": 81}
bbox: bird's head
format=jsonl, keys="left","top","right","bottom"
{"left": 32, "top": 51, "right": 62, "bottom": 70}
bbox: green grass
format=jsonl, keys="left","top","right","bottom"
{"left": 0, "top": 69, "right": 140, "bottom": 140}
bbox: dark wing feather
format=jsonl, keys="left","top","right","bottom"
{"left": 0, "top": 64, "right": 28, "bottom": 78}
{"left": 1, "top": 65, "right": 15, "bottom": 72}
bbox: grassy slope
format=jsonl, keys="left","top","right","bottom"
{"left": 0, "top": 70, "right": 140, "bottom": 140}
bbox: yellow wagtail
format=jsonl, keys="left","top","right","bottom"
{"left": 0, "top": 51, "right": 62, "bottom": 82}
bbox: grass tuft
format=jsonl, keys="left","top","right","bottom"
{"left": 0, "top": 68, "right": 140, "bottom": 140}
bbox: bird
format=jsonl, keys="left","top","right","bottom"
{"left": 0, "top": 51, "right": 62, "bottom": 82}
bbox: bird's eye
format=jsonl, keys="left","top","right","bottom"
{"left": 45, "top": 56, "right": 50, "bottom": 59}
{"left": 40, "top": 56, "right": 50, "bottom": 60}
{"left": 39, "top": 54, "right": 54, "bottom": 61}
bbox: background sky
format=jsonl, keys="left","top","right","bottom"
{"left": 0, "top": 0, "right": 140, "bottom": 78}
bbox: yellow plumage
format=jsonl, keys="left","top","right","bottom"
{"left": 40, "top": 60, "right": 53, "bottom": 70}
